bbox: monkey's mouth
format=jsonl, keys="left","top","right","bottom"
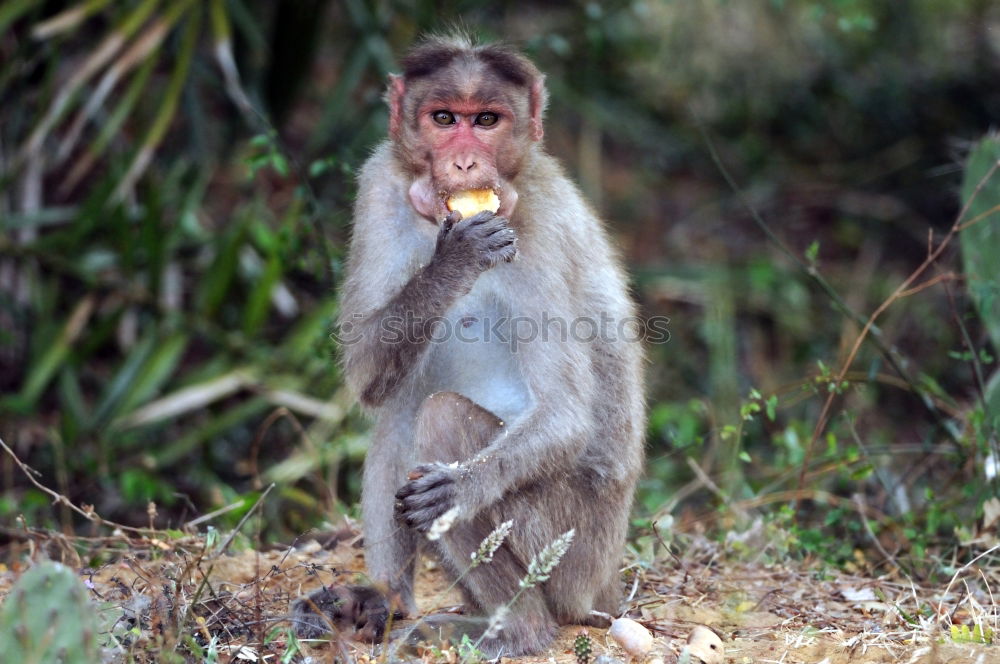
{"left": 444, "top": 188, "right": 501, "bottom": 219}
{"left": 408, "top": 177, "right": 517, "bottom": 221}
{"left": 439, "top": 186, "right": 517, "bottom": 221}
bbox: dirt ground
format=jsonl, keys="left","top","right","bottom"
{"left": 1, "top": 527, "right": 997, "bottom": 663}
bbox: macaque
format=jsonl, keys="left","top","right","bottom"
{"left": 293, "top": 34, "right": 645, "bottom": 657}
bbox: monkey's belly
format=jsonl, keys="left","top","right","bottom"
{"left": 419, "top": 310, "right": 531, "bottom": 425}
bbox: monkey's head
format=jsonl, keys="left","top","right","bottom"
{"left": 387, "top": 34, "right": 548, "bottom": 222}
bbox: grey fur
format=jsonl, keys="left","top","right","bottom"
{"left": 328, "top": 38, "right": 645, "bottom": 657}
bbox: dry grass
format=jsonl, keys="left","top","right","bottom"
{"left": 2, "top": 520, "right": 998, "bottom": 664}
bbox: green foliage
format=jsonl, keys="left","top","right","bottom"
{"left": 950, "top": 623, "right": 995, "bottom": 645}
{"left": 0, "top": 561, "right": 101, "bottom": 664}
{"left": 959, "top": 135, "right": 1000, "bottom": 429}
{"left": 1, "top": 0, "right": 999, "bottom": 572}
{"left": 264, "top": 625, "right": 304, "bottom": 663}
{"left": 458, "top": 633, "right": 488, "bottom": 664}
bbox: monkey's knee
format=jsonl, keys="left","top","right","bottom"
{"left": 414, "top": 391, "right": 505, "bottom": 463}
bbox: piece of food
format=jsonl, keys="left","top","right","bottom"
{"left": 446, "top": 188, "right": 500, "bottom": 219}
{"left": 608, "top": 617, "right": 653, "bottom": 659}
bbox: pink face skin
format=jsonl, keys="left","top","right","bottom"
{"left": 390, "top": 75, "right": 544, "bottom": 224}
{"left": 407, "top": 99, "right": 519, "bottom": 221}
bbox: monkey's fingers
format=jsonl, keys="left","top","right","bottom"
{"left": 485, "top": 230, "right": 516, "bottom": 250}
{"left": 480, "top": 235, "right": 517, "bottom": 269}
{"left": 399, "top": 482, "right": 453, "bottom": 510}
{"left": 496, "top": 243, "right": 518, "bottom": 264}
{"left": 355, "top": 597, "right": 390, "bottom": 642}
{"left": 484, "top": 223, "right": 515, "bottom": 238}
{"left": 443, "top": 210, "right": 461, "bottom": 228}
{"left": 463, "top": 210, "right": 501, "bottom": 227}
{"left": 400, "top": 501, "right": 452, "bottom": 531}
{"left": 395, "top": 471, "right": 452, "bottom": 499}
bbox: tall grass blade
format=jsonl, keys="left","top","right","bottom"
{"left": 10, "top": 295, "right": 95, "bottom": 411}
{"left": 62, "top": 54, "right": 157, "bottom": 193}
{"left": 114, "top": 368, "right": 253, "bottom": 429}
{"left": 31, "top": 0, "right": 112, "bottom": 39}
{"left": 18, "top": 0, "right": 162, "bottom": 165}
{"left": 113, "top": 1, "right": 200, "bottom": 201}
{"left": 210, "top": 0, "right": 253, "bottom": 115}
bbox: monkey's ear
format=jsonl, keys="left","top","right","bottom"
{"left": 387, "top": 74, "right": 406, "bottom": 139}
{"left": 529, "top": 75, "right": 548, "bottom": 142}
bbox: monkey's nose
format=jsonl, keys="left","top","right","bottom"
{"left": 453, "top": 158, "right": 477, "bottom": 172}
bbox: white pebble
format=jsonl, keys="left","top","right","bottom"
{"left": 686, "top": 625, "right": 723, "bottom": 664}
{"left": 608, "top": 617, "right": 653, "bottom": 658}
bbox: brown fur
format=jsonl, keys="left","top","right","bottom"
{"left": 297, "top": 34, "right": 645, "bottom": 658}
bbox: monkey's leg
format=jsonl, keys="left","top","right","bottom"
{"left": 411, "top": 392, "right": 630, "bottom": 652}
{"left": 362, "top": 416, "right": 420, "bottom": 616}
{"left": 411, "top": 392, "right": 558, "bottom": 657}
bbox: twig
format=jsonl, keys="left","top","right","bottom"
{"left": 0, "top": 435, "right": 150, "bottom": 535}
{"left": 896, "top": 272, "right": 959, "bottom": 299}
{"left": 184, "top": 499, "right": 247, "bottom": 529}
{"left": 802, "top": 157, "right": 1000, "bottom": 494}
{"left": 696, "top": 120, "right": 965, "bottom": 498}
{"left": 213, "top": 483, "right": 275, "bottom": 559}
{"left": 852, "top": 493, "right": 907, "bottom": 577}
{"left": 685, "top": 456, "right": 730, "bottom": 505}
{"left": 936, "top": 542, "right": 1000, "bottom": 624}
{"left": 955, "top": 202, "right": 1000, "bottom": 232}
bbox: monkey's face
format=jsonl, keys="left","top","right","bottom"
{"left": 388, "top": 57, "right": 545, "bottom": 222}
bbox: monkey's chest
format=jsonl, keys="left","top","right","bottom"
{"left": 418, "top": 297, "right": 531, "bottom": 424}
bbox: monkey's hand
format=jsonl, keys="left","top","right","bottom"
{"left": 394, "top": 462, "right": 462, "bottom": 533}
{"left": 434, "top": 210, "right": 517, "bottom": 274}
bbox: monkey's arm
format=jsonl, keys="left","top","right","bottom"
{"left": 339, "top": 210, "right": 516, "bottom": 408}
{"left": 396, "top": 322, "right": 597, "bottom": 528}
{"left": 396, "top": 195, "right": 644, "bottom": 530}
{"left": 340, "top": 235, "right": 466, "bottom": 407}
{"left": 470, "top": 342, "right": 597, "bottom": 500}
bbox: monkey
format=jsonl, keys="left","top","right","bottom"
{"left": 292, "top": 33, "right": 645, "bottom": 657}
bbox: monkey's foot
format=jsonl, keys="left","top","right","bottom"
{"left": 290, "top": 584, "right": 400, "bottom": 642}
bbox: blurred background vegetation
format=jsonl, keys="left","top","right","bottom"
{"left": 1, "top": 0, "right": 999, "bottom": 576}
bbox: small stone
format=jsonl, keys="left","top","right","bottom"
{"left": 608, "top": 617, "right": 654, "bottom": 658}
{"left": 685, "top": 625, "right": 723, "bottom": 664}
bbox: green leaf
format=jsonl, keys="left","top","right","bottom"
{"left": 197, "top": 224, "right": 244, "bottom": 316}
{"left": 13, "top": 297, "right": 95, "bottom": 411}
{"left": 119, "top": 333, "right": 189, "bottom": 414}
{"left": 243, "top": 251, "right": 282, "bottom": 335}
{"left": 960, "top": 136, "right": 1000, "bottom": 350}
{"left": 959, "top": 135, "right": 1000, "bottom": 426}
{"left": 90, "top": 333, "right": 157, "bottom": 427}
{"left": 113, "top": 0, "right": 201, "bottom": 200}
{"left": 765, "top": 395, "right": 778, "bottom": 421}
{"left": 151, "top": 397, "right": 269, "bottom": 468}
{"left": 805, "top": 240, "right": 820, "bottom": 263}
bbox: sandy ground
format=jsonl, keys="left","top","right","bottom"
{"left": 1, "top": 528, "right": 996, "bottom": 663}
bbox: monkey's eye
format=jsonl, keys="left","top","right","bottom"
{"left": 475, "top": 112, "right": 499, "bottom": 127}
{"left": 432, "top": 111, "right": 456, "bottom": 125}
